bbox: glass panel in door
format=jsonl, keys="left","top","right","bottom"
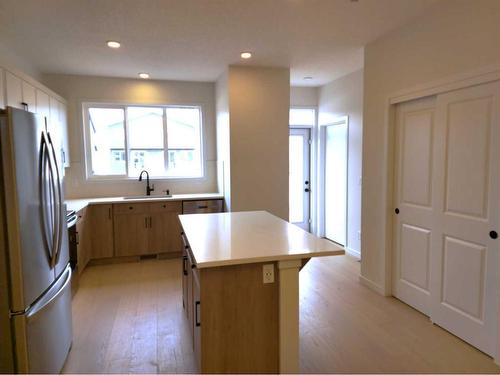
{"left": 289, "top": 128, "right": 311, "bottom": 231}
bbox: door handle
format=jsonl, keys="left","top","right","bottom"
{"left": 195, "top": 301, "right": 201, "bottom": 327}
{"left": 47, "top": 132, "right": 63, "bottom": 267}
{"left": 490, "top": 231, "right": 498, "bottom": 239}
{"left": 304, "top": 188, "right": 310, "bottom": 192}
{"left": 395, "top": 208, "right": 400, "bottom": 214}
{"left": 38, "top": 133, "right": 51, "bottom": 257}
{"left": 145, "top": 217, "right": 148, "bottom": 228}
{"left": 26, "top": 265, "right": 71, "bottom": 319}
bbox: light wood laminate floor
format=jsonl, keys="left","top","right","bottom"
{"left": 64, "top": 255, "right": 500, "bottom": 373}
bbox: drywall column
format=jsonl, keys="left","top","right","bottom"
{"left": 215, "top": 72, "right": 231, "bottom": 210}
{"left": 318, "top": 69, "right": 364, "bottom": 258}
{"left": 227, "top": 66, "right": 290, "bottom": 220}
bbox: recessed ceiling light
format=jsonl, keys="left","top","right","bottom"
{"left": 106, "top": 40, "right": 121, "bottom": 49}
{"left": 138, "top": 72, "right": 150, "bottom": 79}
{"left": 240, "top": 52, "right": 252, "bottom": 59}
{"left": 304, "top": 76, "right": 313, "bottom": 80}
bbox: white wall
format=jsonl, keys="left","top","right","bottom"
{"left": 226, "top": 66, "right": 290, "bottom": 220}
{"left": 318, "top": 69, "right": 363, "bottom": 258}
{"left": 215, "top": 72, "right": 231, "bottom": 210}
{"left": 290, "top": 87, "right": 318, "bottom": 107}
{"left": 0, "top": 41, "right": 43, "bottom": 82}
{"left": 361, "top": 0, "right": 500, "bottom": 294}
{"left": 42, "top": 74, "right": 217, "bottom": 198}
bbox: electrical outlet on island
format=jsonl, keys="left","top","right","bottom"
{"left": 263, "top": 264, "right": 274, "bottom": 284}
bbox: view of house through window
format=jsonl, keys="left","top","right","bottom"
{"left": 86, "top": 105, "right": 202, "bottom": 178}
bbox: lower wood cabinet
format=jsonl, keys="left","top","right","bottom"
{"left": 73, "top": 199, "right": 204, "bottom": 276}
{"left": 149, "top": 202, "right": 183, "bottom": 254}
{"left": 75, "top": 207, "right": 90, "bottom": 275}
{"left": 113, "top": 203, "right": 150, "bottom": 257}
{"left": 89, "top": 204, "right": 114, "bottom": 259}
{"left": 192, "top": 266, "right": 201, "bottom": 370}
{"left": 182, "top": 247, "right": 193, "bottom": 324}
{"left": 113, "top": 201, "right": 182, "bottom": 257}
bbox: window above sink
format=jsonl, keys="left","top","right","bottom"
{"left": 83, "top": 103, "right": 203, "bottom": 180}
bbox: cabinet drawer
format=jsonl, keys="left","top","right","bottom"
{"left": 149, "top": 201, "right": 182, "bottom": 213}
{"left": 77, "top": 206, "right": 87, "bottom": 218}
{"left": 182, "top": 199, "right": 223, "bottom": 214}
{"left": 113, "top": 203, "right": 149, "bottom": 214}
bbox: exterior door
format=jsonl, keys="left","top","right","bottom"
{"left": 289, "top": 128, "right": 311, "bottom": 231}
{"left": 393, "top": 81, "right": 500, "bottom": 356}
{"left": 323, "top": 122, "right": 348, "bottom": 246}
{"left": 429, "top": 81, "right": 499, "bottom": 356}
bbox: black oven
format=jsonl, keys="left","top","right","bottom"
{"left": 66, "top": 210, "right": 78, "bottom": 270}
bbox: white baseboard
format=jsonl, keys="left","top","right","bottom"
{"left": 345, "top": 246, "right": 360, "bottom": 259}
{"left": 359, "top": 275, "right": 385, "bottom": 296}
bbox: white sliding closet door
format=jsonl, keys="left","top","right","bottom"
{"left": 393, "top": 97, "right": 436, "bottom": 316}
{"left": 429, "top": 81, "right": 500, "bottom": 356}
{"left": 393, "top": 81, "right": 500, "bottom": 356}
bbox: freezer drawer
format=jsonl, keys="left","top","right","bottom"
{"left": 13, "top": 264, "right": 72, "bottom": 373}
{"left": 182, "top": 199, "right": 223, "bottom": 214}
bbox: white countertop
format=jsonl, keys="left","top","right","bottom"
{"left": 65, "top": 193, "right": 223, "bottom": 213}
{"left": 179, "top": 211, "right": 344, "bottom": 268}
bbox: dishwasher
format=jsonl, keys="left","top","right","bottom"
{"left": 182, "top": 199, "right": 224, "bottom": 214}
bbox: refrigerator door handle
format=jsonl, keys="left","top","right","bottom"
{"left": 47, "top": 132, "right": 63, "bottom": 266}
{"left": 38, "top": 132, "right": 55, "bottom": 262}
{"left": 26, "top": 265, "right": 71, "bottom": 319}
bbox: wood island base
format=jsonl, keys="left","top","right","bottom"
{"left": 182, "top": 252, "right": 308, "bottom": 373}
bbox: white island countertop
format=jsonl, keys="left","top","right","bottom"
{"left": 179, "top": 210, "right": 344, "bottom": 268}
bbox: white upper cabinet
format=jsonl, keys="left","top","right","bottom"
{"left": 49, "top": 95, "right": 62, "bottom": 157}
{"left": 21, "top": 80, "right": 36, "bottom": 113}
{"left": 5, "top": 71, "right": 23, "bottom": 109}
{"left": 58, "top": 101, "right": 70, "bottom": 167}
{"left": 2, "top": 66, "right": 69, "bottom": 168}
{"left": 5, "top": 71, "right": 37, "bottom": 113}
{"left": 36, "top": 89, "right": 50, "bottom": 125}
{"left": 0, "top": 68, "right": 5, "bottom": 109}
{"left": 49, "top": 96, "right": 70, "bottom": 169}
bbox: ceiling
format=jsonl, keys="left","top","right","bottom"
{"left": 0, "top": 0, "right": 437, "bottom": 86}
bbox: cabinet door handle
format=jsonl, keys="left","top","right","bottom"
{"left": 75, "top": 232, "right": 79, "bottom": 245}
{"left": 197, "top": 205, "right": 208, "bottom": 209}
{"left": 149, "top": 216, "right": 152, "bottom": 228}
{"left": 145, "top": 217, "right": 148, "bottom": 228}
{"left": 195, "top": 301, "right": 201, "bottom": 327}
{"left": 108, "top": 207, "right": 112, "bottom": 220}
{"left": 182, "top": 256, "right": 188, "bottom": 275}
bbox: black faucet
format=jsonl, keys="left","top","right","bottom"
{"left": 138, "top": 170, "right": 155, "bottom": 196}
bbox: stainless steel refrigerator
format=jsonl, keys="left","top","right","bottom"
{"left": 0, "top": 107, "right": 72, "bottom": 373}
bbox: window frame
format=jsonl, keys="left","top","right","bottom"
{"left": 82, "top": 102, "right": 205, "bottom": 181}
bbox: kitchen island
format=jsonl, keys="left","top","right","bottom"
{"left": 179, "top": 211, "right": 344, "bottom": 373}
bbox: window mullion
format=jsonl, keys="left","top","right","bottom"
{"left": 124, "top": 106, "right": 130, "bottom": 177}
{"left": 163, "top": 107, "right": 169, "bottom": 174}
